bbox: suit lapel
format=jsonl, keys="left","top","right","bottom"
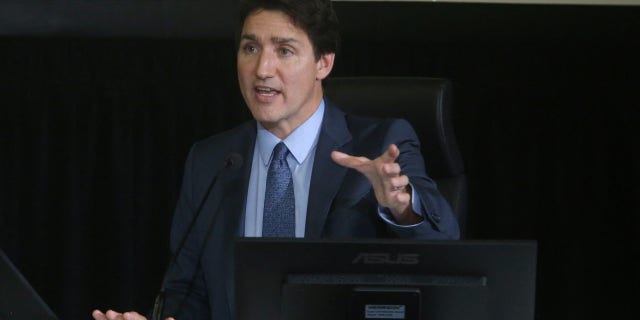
{"left": 305, "top": 101, "right": 353, "bottom": 238}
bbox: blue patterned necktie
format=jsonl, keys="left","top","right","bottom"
{"left": 262, "top": 142, "right": 295, "bottom": 237}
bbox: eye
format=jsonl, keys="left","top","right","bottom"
{"left": 243, "top": 44, "right": 258, "bottom": 54}
{"left": 279, "top": 48, "right": 293, "bottom": 56}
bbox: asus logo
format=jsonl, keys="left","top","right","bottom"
{"left": 352, "top": 253, "right": 420, "bottom": 265}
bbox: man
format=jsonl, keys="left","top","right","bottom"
{"left": 93, "top": 0, "right": 459, "bottom": 319}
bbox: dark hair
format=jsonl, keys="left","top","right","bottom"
{"left": 237, "top": 0, "right": 340, "bottom": 60}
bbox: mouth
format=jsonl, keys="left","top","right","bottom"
{"left": 254, "top": 86, "right": 281, "bottom": 97}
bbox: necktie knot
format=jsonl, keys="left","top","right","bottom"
{"left": 272, "top": 142, "right": 289, "bottom": 162}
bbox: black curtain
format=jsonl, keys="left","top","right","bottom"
{"left": 2, "top": 3, "right": 640, "bottom": 320}
{"left": 0, "top": 38, "right": 249, "bottom": 319}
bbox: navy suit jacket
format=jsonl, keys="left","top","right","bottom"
{"left": 160, "top": 100, "right": 459, "bottom": 320}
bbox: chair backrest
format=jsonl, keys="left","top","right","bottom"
{"left": 323, "top": 76, "right": 467, "bottom": 236}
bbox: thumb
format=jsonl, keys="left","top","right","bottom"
{"left": 330, "top": 150, "right": 362, "bottom": 169}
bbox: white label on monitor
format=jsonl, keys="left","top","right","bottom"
{"left": 365, "top": 304, "right": 406, "bottom": 319}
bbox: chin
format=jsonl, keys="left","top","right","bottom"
{"left": 249, "top": 109, "right": 281, "bottom": 125}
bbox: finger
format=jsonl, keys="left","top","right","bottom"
{"left": 387, "top": 191, "right": 411, "bottom": 214}
{"left": 394, "top": 191, "right": 411, "bottom": 204}
{"left": 389, "top": 175, "right": 409, "bottom": 191}
{"left": 105, "top": 310, "right": 124, "bottom": 320}
{"left": 92, "top": 310, "right": 108, "bottom": 320}
{"left": 382, "top": 162, "right": 401, "bottom": 176}
{"left": 379, "top": 144, "right": 400, "bottom": 164}
{"left": 123, "top": 311, "right": 147, "bottom": 320}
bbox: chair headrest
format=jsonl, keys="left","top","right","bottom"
{"left": 323, "top": 77, "right": 464, "bottom": 178}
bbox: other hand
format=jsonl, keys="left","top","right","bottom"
{"left": 92, "top": 309, "right": 175, "bottom": 320}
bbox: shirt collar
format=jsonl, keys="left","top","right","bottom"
{"left": 257, "top": 99, "right": 325, "bottom": 166}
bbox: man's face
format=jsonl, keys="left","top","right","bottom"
{"left": 237, "top": 9, "right": 334, "bottom": 139}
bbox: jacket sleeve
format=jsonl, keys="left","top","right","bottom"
{"left": 382, "top": 119, "right": 460, "bottom": 240}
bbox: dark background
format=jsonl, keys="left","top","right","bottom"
{"left": 1, "top": 1, "right": 639, "bottom": 320}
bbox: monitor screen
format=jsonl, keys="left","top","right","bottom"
{"left": 235, "top": 238, "right": 537, "bottom": 320}
{"left": 0, "top": 250, "right": 59, "bottom": 320}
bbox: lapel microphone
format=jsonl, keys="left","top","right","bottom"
{"left": 152, "top": 152, "right": 243, "bottom": 320}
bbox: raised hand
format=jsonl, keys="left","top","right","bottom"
{"left": 331, "top": 144, "right": 423, "bottom": 225}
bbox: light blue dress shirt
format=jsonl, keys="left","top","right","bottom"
{"left": 244, "top": 101, "right": 324, "bottom": 237}
{"left": 244, "top": 99, "right": 425, "bottom": 237}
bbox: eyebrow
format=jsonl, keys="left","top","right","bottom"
{"left": 272, "top": 37, "right": 299, "bottom": 45}
{"left": 240, "top": 34, "right": 300, "bottom": 45}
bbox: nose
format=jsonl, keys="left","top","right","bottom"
{"left": 255, "top": 51, "right": 275, "bottom": 80}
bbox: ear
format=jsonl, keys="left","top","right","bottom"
{"left": 315, "top": 53, "right": 335, "bottom": 80}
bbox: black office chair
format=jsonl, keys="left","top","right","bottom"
{"left": 324, "top": 77, "right": 467, "bottom": 237}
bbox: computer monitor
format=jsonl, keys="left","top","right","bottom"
{"left": 0, "top": 249, "right": 59, "bottom": 320}
{"left": 235, "top": 238, "right": 537, "bottom": 320}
